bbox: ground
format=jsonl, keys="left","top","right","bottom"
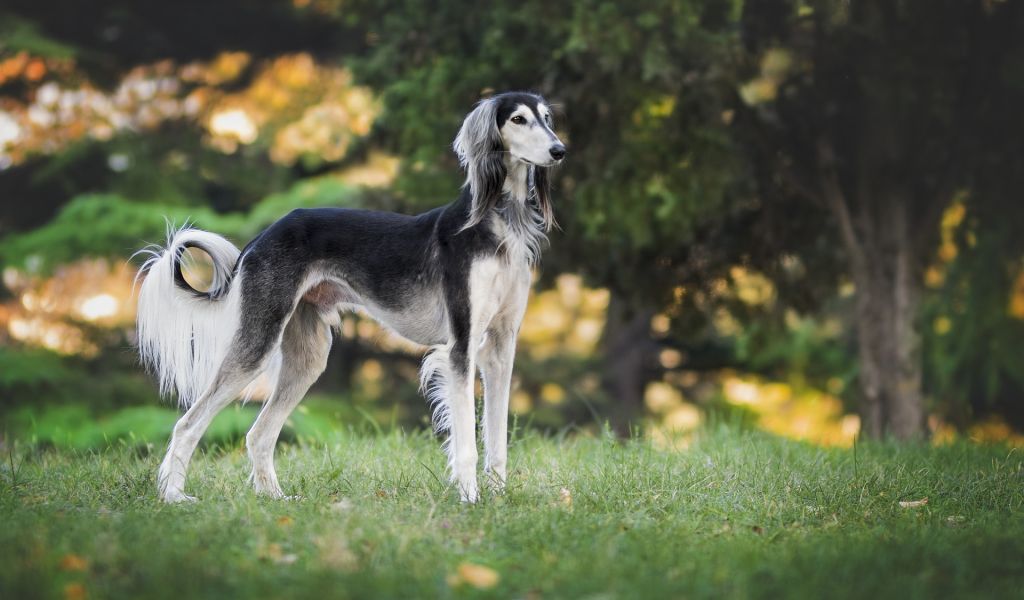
{"left": 1, "top": 427, "right": 1022, "bottom": 599}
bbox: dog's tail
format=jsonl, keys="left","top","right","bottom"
{"left": 135, "top": 224, "right": 243, "bottom": 409}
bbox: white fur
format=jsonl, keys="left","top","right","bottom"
{"left": 141, "top": 95, "right": 562, "bottom": 504}
{"left": 136, "top": 226, "right": 245, "bottom": 409}
{"left": 500, "top": 103, "right": 561, "bottom": 167}
{"left": 420, "top": 343, "right": 454, "bottom": 437}
{"left": 493, "top": 160, "right": 547, "bottom": 265}
{"left": 434, "top": 256, "right": 532, "bottom": 502}
{"left": 479, "top": 263, "right": 530, "bottom": 489}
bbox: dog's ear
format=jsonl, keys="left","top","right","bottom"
{"left": 454, "top": 98, "right": 506, "bottom": 230}
{"left": 531, "top": 165, "right": 557, "bottom": 232}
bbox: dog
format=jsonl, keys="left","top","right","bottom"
{"left": 135, "top": 92, "right": 566, "bottom": 503}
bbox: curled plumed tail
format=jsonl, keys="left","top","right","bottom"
{"left": 135, "top": 225, "right": 242, "bottom": 409}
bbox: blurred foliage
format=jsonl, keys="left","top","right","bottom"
{"left": 0, "top": 177, "right": 365, "bottom": 273}
{"left": 733, "top": 0, "right": 1024, "bottom": 436}
{"left": 0, "top": 345, "right": 73, "bottom": 388}
{"left": 924, "top": 216, "right": 1024, "bottom": 429}
{"left": 348, "top": 0, "right": 753, "bottom": 303}
{"left": 0, "top": 345, "right": 156, "bottom": 414}
{"left": 1, "top": 0, "right": 1023, "bottom": 444}
{"left": 3, "top": 398, "right": 350, "bottom": 450}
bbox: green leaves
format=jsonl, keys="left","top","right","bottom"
{"left": 0, "top": 14, "right": 78, "bottom": 59}
{"left": 348, "top": 0, "right": 744, "bottom": 304}
{"left": 0, "top": 178, "right": 364, "bottom": 274}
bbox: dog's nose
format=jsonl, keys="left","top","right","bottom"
{"left": 549, "top": 144, "right": 567, "bottom": 160}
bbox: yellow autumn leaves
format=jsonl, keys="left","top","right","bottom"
{"left": 447, "top": 562, "right": 501, "bottom": 590}
{"left": 0, "top": 50, "right": 379, "bottom": 169}
{"left": 58, "top": 553, "right": 88, "bottom": 600}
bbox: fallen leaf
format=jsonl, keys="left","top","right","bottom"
{"left": 449, "top": 562, "right": 500, "bottom": 589}
{"left": 63, "top": 583, "right": 86, "bottom": 600}
{"left": 316, "top": 537, "right": 359, "bottom": 572}
{"left": 59, "top": 554, "right": 89, "bottom": 572}
{"left": 262, "top": 543, "right": 298, "bottom": 565}
{"left": 559, "top": 487, "right": 573, "bottom": 509}
{"left": 751, "top": 525, "right": 764, "bottom": 535}
{"left": 899, "top": 498, "right": 929, "bottom": 508}
{"left": 277, "top": 516, "right": 294, "bottom": 526}
{"left": 330, "top": 498, "right": 353, "bottom": 512}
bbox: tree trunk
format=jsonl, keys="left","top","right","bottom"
{"left": 818, "top": 139, "right": 926, "bottom": 440}
{"left": 884, "top": 203, "right": 925, "bottom": 438}
{"left": 600, "top": 291, "right": 658, "bottom": 437}
{"left": 848, "top": 201, "right": 926, "bottom": 440}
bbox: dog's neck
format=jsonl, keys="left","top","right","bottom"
{"left": 502, "top": 158, "right": 531, "bottom": 202}
{"left": 493, "top": 157, "right": 545, "bottom": 265}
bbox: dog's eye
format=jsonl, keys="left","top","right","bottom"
{"left": 511, "top": 115, "right": 527, "bottom": 125}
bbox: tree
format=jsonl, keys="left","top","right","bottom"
{"left": 346, "top": 0, "right": 772, "bottom": 431}
{"left": 736, "top": 0, "right": 1024, "bottom": 438}
{"left": 6, "top": 0, "right": 1023, "bottom": 437}
{"left": 0, "top": 0, "right": 365, "bottom": 234}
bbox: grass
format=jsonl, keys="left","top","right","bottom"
{"left": 1, "top": 426, "right": 1022, "bottom": 599}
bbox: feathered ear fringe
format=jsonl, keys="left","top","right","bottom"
{"left": 532, "top": 165, "right": 557, "bottom": 232}
{"left": 453, "top": 98, "right": 507, "bottom": 230}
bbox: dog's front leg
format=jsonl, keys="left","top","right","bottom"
{"left": 479, "top": 275, "right": 528, "bottom": 492}
{"left": 441, "top": 258, "right": 513, "bottom": 503}
{"left": 446, "top": 339, "right": 479, "bottom": 503}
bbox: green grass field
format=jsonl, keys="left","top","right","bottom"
{"left": 1, "top": 427, "right": 1022, "bottom": 599}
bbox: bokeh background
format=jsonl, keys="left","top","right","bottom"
{"left": 2, "top": 0, "right": 1023, "bottom": 450}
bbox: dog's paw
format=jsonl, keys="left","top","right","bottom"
{"left": 161, "top": 490, "right": 198, "bottom": 504}
{"left": 256, "top": 488, "right": 304, "bottom": 501}
{"left": 251, "top": 470, "right": 287, "bottom": 499}
{"left": 483, "top": 471, "right": 507, "bottom": 495}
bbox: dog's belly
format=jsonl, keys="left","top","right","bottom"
{"left": 364, "top": 301, "right": 449, "bottom": 347}
{"left": 302, "top": 279, "right": 447, "bottom": 347}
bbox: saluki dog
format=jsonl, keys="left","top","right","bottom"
{"left": 136, "top": 92, "right": 566, "bottom": 503}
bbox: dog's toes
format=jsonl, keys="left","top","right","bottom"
{"left": 162, "top": 491, "right": 198, "bottom": 504}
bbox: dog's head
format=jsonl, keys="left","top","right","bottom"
{"left": 454, "top": 92, "right": 565, "bottom": 231}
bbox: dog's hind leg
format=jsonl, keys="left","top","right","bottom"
{"left": 246, "top": 302, "right": 332, "bottom": 498}
{"left": 158, "top": 354, "right": 269, "bottom": 503}
{"left": 157, "top": 292, "right": 292, "bottom": 503}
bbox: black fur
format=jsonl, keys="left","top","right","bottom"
{"left": 493, "top": 92, "right": 557, "bottom": 230}
{"left": 142, "top": 92, "right": 567, "bottom": 505}
{"left": 177, "top": 92, "right": 556, "bottom": 384}
{"left": 224, "top": 187, "right": 498, "bottom": 372}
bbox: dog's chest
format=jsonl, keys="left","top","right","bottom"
{"left": 489, "top": 211, "right": 541, "bottom": 266}
{"left": 468, "top": 255, "right": 530, "bottom": 331}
